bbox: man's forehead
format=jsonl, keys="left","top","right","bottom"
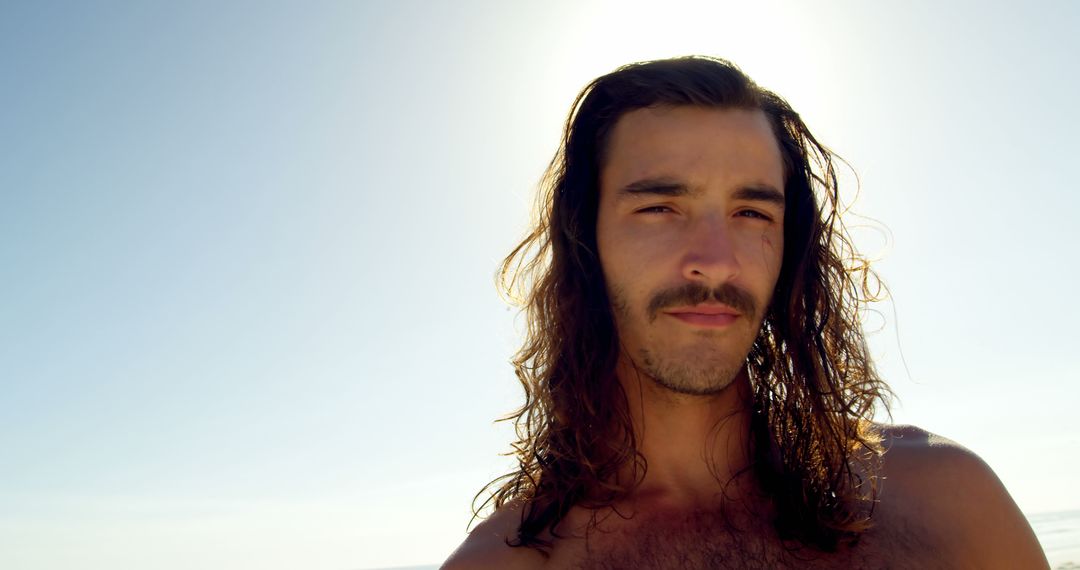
{"left": 612, "top": 104, "right": 772, "bottom": 134}
{"left": 600, "top": 105, "right": 785, "bottom": 194}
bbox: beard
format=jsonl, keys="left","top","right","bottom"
{"left": 611, "top": 282, "right": 764, "bottom": 396}
{"left": 640, "top": 344, "right": 746, "bottom": 396}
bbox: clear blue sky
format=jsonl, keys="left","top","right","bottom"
{"left": 2, "top": 1, "right": 1078, "bottom": 568}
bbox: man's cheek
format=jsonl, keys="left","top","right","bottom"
{"left": 759, "top": 232, "right": 781, "bottom": 275}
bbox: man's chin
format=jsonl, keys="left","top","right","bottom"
{"left": 651, "top": 375, "right": 737, "bottom": 396}
{"left": 643, "top": 359, "right": 744, "bottom": 397}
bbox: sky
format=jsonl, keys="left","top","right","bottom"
{"left": 1, "top": 1, "right": 1078, "bottom": 569}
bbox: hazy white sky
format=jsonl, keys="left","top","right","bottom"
{"left": 2, "top": 1, "right": 1078, "bottom": 568}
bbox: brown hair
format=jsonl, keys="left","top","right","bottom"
{"left": 474, "top": 56, "right": 892, "bottom": 553}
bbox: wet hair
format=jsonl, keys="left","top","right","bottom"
{"left": 473, "top": 55, "right": 892, "bottom": 554}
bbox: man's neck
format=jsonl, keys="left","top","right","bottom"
{"left": 615, "top": 365, "right": 757, "bottom": 512}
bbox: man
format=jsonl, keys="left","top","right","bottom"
{"left": 444, "top": 56, "right": 1047, "bottom": 569}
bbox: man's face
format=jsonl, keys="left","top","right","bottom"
{"left": 596, "top": 105, "right": 785, "bottom": 395}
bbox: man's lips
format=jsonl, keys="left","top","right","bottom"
{"left": 665, "top": 303, "right": 741, "bottom": 316}
{"left": 664, "top": 304, "right": 741, "bottom": 327}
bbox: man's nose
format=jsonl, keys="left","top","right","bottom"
{"left": 680, "top": 214, "right": 740, "bottom": 285}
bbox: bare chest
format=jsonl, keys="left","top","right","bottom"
{"left": 542, "top": 508, "right": 950, "bottom": 570}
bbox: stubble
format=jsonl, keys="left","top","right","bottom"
{"left": 611, "top": 282, "right": 762, "bottom": 396}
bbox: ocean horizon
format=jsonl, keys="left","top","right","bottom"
{"left": 364, "top": 509, "right": 1080, "bottom": 570}
{"left": 1030, "top": 509, "right": 1080, "bottom": 569}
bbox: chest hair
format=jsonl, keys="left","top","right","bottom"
{"left": 562, "top": 507, "right": 942, "bottom": 570}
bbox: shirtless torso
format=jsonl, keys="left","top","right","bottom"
{"left": 443, "top": 425, "right": 1048, "bottom": 569}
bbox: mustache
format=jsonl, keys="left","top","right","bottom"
{"left": 646, "top": 282, "right": 758, "bottom": 323}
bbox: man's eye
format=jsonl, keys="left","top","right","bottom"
{"left": 636, "top": 206, "right": 673, "bottom": 214}
{"left": 737, "top": 210, "right": 772, "bottom": 221}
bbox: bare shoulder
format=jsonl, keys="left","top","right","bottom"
{"left": 875, "top": 423, "right": 1003, "bottom": 495}
{"left": 441, "top": 500, "right": 547, "bottom": 570}
{"left": 874, "top": 424, "right": 1048, "bottom": 569}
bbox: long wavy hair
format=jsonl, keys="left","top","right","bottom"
{"left": 474, "top": 56, "right": 892, "bottom": 554}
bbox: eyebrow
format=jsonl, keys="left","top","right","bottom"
{"left": 616, "top": 177, "right": 785, "bottom": 207}
{"left": 732, "top": 184, "right": 786, "bottom": 207}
